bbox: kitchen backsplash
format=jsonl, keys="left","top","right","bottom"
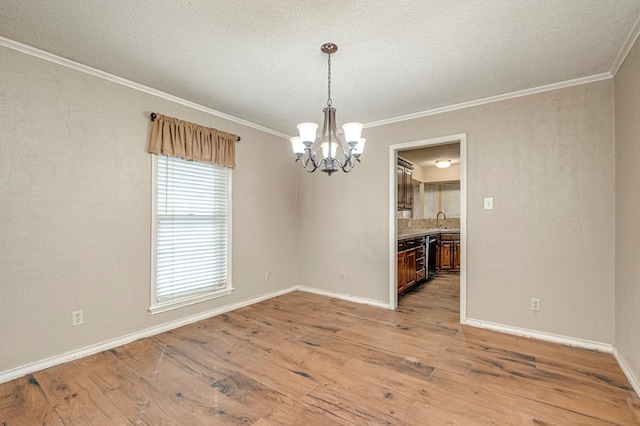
{"left": 398, "top": 217, "right": 461, "bottom": 232}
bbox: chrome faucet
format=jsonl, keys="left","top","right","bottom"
{"left": 436, "top": 211, "right": 446, "bottom": 229}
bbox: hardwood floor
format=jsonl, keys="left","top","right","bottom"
{"left": 2, "top": 274, "right": 639, "bottom": 425}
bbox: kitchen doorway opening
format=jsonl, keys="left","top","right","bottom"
{"left": 388, "top": 134, "right": 467, "bottom": 325}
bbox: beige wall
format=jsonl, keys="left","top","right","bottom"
{"left": 418, "top": 163, "right": 461, "bottom": 183}
{"left": 298, "top": 80, "right": 615, "bottom": 343}
{"left": 0, "top": 46, "right": 298, "bottom": 373}
{"left": 615, "top": 35, "right": 640, "bottom": 384}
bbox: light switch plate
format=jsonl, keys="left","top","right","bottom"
{"left": 484, "top": 197, "right": 494, "bottom": 210}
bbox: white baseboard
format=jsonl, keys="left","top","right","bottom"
{"left": 613, "top": 347, "right": 640, "bottom": 397}
{"left": 0, "top": 287, "right": 296, "bottom": 384}
{"left": 294, "top": 285, "right": 390, "bottom": 310}
{"left": 464, "top": 318, "right": 614, "bottom": 353}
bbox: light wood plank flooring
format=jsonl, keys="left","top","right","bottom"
{"left": 2, "top": 274, "right": 639, "bottom": 424}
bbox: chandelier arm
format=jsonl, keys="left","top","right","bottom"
{"left": 340, "top": 151, "right": 361, "bottom": 173}
{"left": 332, "top": 156, "right": 344, "bottom": 169}
{"left": 305, "top": 148, "right": 319, "bottom": 171}
{"left": 339, "top": 161, "right": 354, "bottom": 173}
{"left": 335, "top": 154, "right": 357, "bottom": 173}
{"left": 307, "top": 142, "right": 320, "bottom": 167}
{"left": 329, "top": 120, "right": 349, "bottom": 157}
{"left": 341, "top": 144, "right": 355, "bottom": 166}
{"left": 327, "top": 108, "right": 335, "bottom": 145}
{"left": 297, "top": 147, "right": 319, "bottom": 172}
{"left": 304, "top": 162, "right": 319, "bottom": 173}
{"left": 326, "top": 106, "right": 350, "bottom": 159}
{"left": 319, "top": 107, "right": 331, "bottom": 157}
{"left": 300, "top": 156, "right": 318, "bottom": 173}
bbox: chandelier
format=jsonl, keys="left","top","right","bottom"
{"left": 290, "top": 43, "right": 366, "bottom": 176}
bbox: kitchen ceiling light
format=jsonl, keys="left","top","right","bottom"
{"left": 435, "top": 160, "right": 452, "bottom": 169}
{"left": 290, "top": 43, "right": 365, "bottom": 176}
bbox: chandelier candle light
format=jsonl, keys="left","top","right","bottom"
{"left": 290, "top": 43, "right": 366, "bottom": 175}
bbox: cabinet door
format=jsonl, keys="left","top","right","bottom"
{"left": 397, "top": 252, "right": 406, "bottom": 291}
{"left": 440, "top": 241, "right": 454, "bottom": 270}
{"left": 405, "top": 168, "right": 413, "bottom": 209}
{"left": 453, "top": 241, "right": 461, "bottom": 270}
{"left": 397, "top": 165, "right": 405, "bottom": 209}
{"left": 406, "top": 249, "right": 416, "bottom": 287}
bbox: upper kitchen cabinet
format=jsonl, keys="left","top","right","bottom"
{"left": 397, "top": 158, "right": 414, "bottom": 210}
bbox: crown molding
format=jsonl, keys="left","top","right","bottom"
{"left": 365, "top": 72, "right": 613, "bottom": 129}
{"left": 0, "top": 36, "right": 290, "bottom": 140}
{"left": 610, "top": 13, "right": 640, "bottom": 76}
{"left": 0, "top": 35, "right": 621, "bottom": 137}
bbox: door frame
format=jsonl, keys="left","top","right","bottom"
{"left": 388, "top": 133, "right": 467, "bottom": 325}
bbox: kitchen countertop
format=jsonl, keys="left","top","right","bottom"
{"left": 398, "top": 229, "right": 460, "bottom": 240}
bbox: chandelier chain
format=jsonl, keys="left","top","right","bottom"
{"left": 327, "top": 53, "right": 332, "bottom": 107}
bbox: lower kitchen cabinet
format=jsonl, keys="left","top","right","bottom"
{"left": 398, "top": 236, "right": 425, "bottom": 293}
{"left": 454, "top": 240, "right": 460, "bottom": 269}
{"left": 398, "top": 251, "right": 406, "bottom": 291}
{"left": 438, "top": 233, "right": 460, "bottom": 271}
{"left": 398, "top": 250, "right": 416, "bottom": 292}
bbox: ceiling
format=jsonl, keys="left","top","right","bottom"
{"left": 399, "top": 143, "right": 461, "bottom": 169}
{"left": 1, "top": 1, "right": 639, "bottom": 137}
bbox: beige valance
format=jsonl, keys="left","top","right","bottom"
{"left": 148, "top": 113, "right": 237, "bottom": 168}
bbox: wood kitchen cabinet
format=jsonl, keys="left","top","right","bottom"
{"left": 398, "top": 249, "right": 416, "bottom": 292}
{"left": 397, "top": 158, "right": 414, "bottom": 210}
{"left": 398, "top": 251, "right": 406, "bottom": 291}
{"left": 398, "top": 236, "right": 424, "bottom": 293}
{"left": 453, "top": 240, "right": 460, "bottom": 269}
{"left": 438, "top": 233, "right": 460, "bottom": 271}
{"left": 405, "top": 250, "right": 416, "bottom": 286}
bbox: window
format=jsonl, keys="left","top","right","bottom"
{"left": 150, "top": 154, "right": 232, "bottom": 313}
{"left": 423, "top": 183, "right": 437, "bottom": 218}
{"left": 442, "top": 182, "right": 460, "bottom": 217}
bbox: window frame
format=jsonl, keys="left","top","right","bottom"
{"left": 149, "top": 154, "right": 233, "bottom": 314}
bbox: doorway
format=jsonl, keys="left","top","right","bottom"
{"left": 388, "top": 134, "right": 467, "bottom": 325}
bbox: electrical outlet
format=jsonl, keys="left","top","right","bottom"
{"left": 72, "top": 310, "right": 83, "bottom": 326}
{"left": 265, "top": 270, "right": 271, "bottom": 281}
{"left": 531, "top": 298, "right": 541, "bottom": 312}
{"left": 340, "top": 272, "right": 346, "bottom": 282}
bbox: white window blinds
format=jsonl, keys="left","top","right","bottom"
{"left": 154, "top": 155, "right": 230, "bottom": 308}
{"left": 442, "top": 182, "right": 461, "bottom": 217}
{"left": 423, "top": 183, "right": 437, "bottom": 218}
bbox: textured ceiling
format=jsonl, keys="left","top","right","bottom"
{"left": 400, "top": 143, "right": 461, "bottom": 169}
{"left": 1, "top": 1, "right": 639, "bottom": 137}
